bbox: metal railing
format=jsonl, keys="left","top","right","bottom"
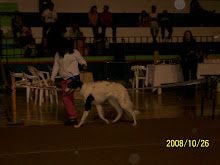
{"left": 0, "top": 36, "right": 214, "bottom": 59}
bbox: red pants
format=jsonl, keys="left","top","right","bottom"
{"left": 61, "top": 80, "right": 78, "bottom": 119}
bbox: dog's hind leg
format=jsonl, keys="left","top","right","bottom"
{"left": 120, "top": 104, "right": 137, "bottom": 126}
{"left": 108, "top": 98, "right": 123, "bottom": 124}
{"left": 96, "top": 104, "right": 109, "bottom": 125}
{"left": 125, "top": 109, "right": 137, "bottom": 126}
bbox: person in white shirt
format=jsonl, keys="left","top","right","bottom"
{"left": 48, "top": 38, "right": 87, "bottom": 126}
{"left": 149, "top": 5, "right": 159, "bottom": 42}
{"left": 41, "top": 2, "right": 57, "bottom": 37}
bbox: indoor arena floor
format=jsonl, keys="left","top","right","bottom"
{"left": 0, "top": 87, "right": 220, "bottom": 165}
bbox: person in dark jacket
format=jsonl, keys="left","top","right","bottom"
{"left": 180, "top": 31, "right": 203, "bottom": 98}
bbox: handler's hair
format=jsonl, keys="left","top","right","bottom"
{"left": 57, "top": 38, "right": 74, "bottom": 57}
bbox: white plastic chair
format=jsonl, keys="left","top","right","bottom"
{"left": 10, "top": 71, "right": 38, "bottom": 103}
{"left": 36, "top": 71, "right": 58, "bottom": 106}
{"left": 13, "top": 72, "right": 26, "bottom": 86}
{"left": 131, "top": 65, "right": 146, "bottom": 90}
{"left": 22, "top": 72, "right": 40, "bottom": 103}
{"left": 28, "top": 65, "right": 50, "bottom": 98}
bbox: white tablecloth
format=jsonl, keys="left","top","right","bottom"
{"left": 145, "top": 64, "right": 184, "bottom": 92}
{"left": 197, "top": 63, "right": 220, "bottom": 79}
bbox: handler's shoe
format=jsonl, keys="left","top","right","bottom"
{"left": 64, "top": 119, "right": 78, "bottom": 126}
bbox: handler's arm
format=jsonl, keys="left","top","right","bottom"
{"left": 51, "top": 53, "right": 60, "bottom": 82}
{"left": 75, "top": 49, "right": 87, "bottom": 68}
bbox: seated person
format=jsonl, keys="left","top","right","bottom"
{"left": 69, "top": 23, "right": 84, "bottom": 38}
{"left": 137, "top": 10, "right": 150, "bottom": 27}
{"left": 24, "top": 38, "right": 37, "bottom": 58}
{"left": 69, "top": 24, "right": 85, "bottom": 56}
{"left": 159, "top": 10, "right": 173, "bottom": 40}
{"left": 12, "top": 12, "right": 24, "bottom": 40}
{"left": 38, "top": 37, "right": 50, "bottom": 57}
{"left": 17, "top": 27, "right": 34, "bottom": 47}
{"left": 94, "top": 33, "right": 106, "bottom": 56}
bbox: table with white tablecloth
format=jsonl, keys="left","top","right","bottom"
{"left": 197, "top": 63, "right": 220, "bottom": 79}
{"left": 145, "top": 64, "right": 184, "bottom": 94}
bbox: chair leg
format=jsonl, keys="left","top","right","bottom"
{"left": 35, "top": 89, "right": 39, "bottom": 104}
{"left": 26, "top": 87, "right": 30, "bottom": 103}
{"left": 158, "top": 88, "right": 162, "bottom": 94}
{"left": 39, "top": 89, "right": 44, "bottom": 106}
{"left": 55, "top": 90, "right": 58, "bottom": 105}
{"left": 50, "top": 90, "right": 53, "bottom": 103}
{"left": 45, "top": 89, "right": 49, "bottom": 97}
{"left": 30, "top": 88, "right": 34, "bottom": 100}
{"left": 132, "top": 79, "right": 135, "bottom": 89}
{"left": 136, "top": 78, "right": 139, "bottom": 93}
{"left": 42, "top": 90, "right": 44, "bottom": 103}
{"left": 142, "top": 79, "right": 145, "bottom": 88}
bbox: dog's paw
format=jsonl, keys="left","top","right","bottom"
{"left": 74, "top": 124, "right": 81, "bottom": 128}
{"left": 132, "top": 123, "right": 137, "bottom": 126}
{"left": 105, "top": 120, "right": 110, "bottom": 125}
{"left": 111, "top": 121, "right": 116, "bottom": 124}
{"left": 111, "top": 120, "right": 117, "bottom": 124}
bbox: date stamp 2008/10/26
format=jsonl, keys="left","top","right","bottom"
{"left": 166, "top": 139, "right": 209, "bottom": 148}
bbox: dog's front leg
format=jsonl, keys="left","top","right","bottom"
{"left": 74, "top": 111, "right": 90, "bottom": 128}
{"left": 74, "top": 94, "right": 94, "bottom": 128}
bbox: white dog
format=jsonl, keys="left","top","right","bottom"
{"left": 67, "top": 80, "right": 139, "bottom": 128}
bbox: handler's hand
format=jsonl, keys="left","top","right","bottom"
{"left": 47, "top": 79, "right": 54, "bottom": 86}
{"left": 82, "top": 65, "right": 87, "bottom": 70}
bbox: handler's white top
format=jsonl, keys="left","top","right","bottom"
{"left": 51, "top": 49, "right": 87, "bottom": 81}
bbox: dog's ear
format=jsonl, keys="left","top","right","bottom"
{"left": 67, "top": 79, "right": 82, "bottom": 89}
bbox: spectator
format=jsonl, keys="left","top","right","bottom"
{"left": 69, "top": 23, "right": 85, "bottom": 56}
{"left": 160, "top": 10, "right": 173, "bottom": 41}
{"left": 41, "top": 2, "right": 57, "bottom": 37}
{"left": 23, "top": 26, "right": 34, "bottom": 45}
{"left": 149, "top": 6, "right": 159, "bottom": 42}
{"left": 38, "top": 37, "right": 50, "bottom": 57}
{"left": 180, "top": 31, "right": 202, "bottom": 97}
{"left": 100, "top": 5, "right": 116, "bottom": 42}
{"left": 16, "top": 26, "right": 34, "bottom": 47}
{"left": 137, "top": 10, "right": 150, "bottom": 27}
{"left": 190, "top": 0, "right": 215, "bottom": 26}
{"left": 12, "top": 11, "right": 24, "bottom": 40}
{"left": 39, "top": 0, "right": 52, "bottom": 13}
{"left": 88, "top": 6, "right": 99, "bottom": 38}
{"left": 24, "top": 38, "right": 37, "bottom": 58}
{"left": 94, "top": 33, "right": 106, "bottom": 56}
{"left": 69, "top": 23, "right": 83, "bottom": 38}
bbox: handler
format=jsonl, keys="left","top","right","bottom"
{"left": 48, "top": 38, "right": 87, "bottom": 125}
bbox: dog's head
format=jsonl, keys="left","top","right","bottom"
{"left": 67, "top": 79, "right": 83, "bottom": 89}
